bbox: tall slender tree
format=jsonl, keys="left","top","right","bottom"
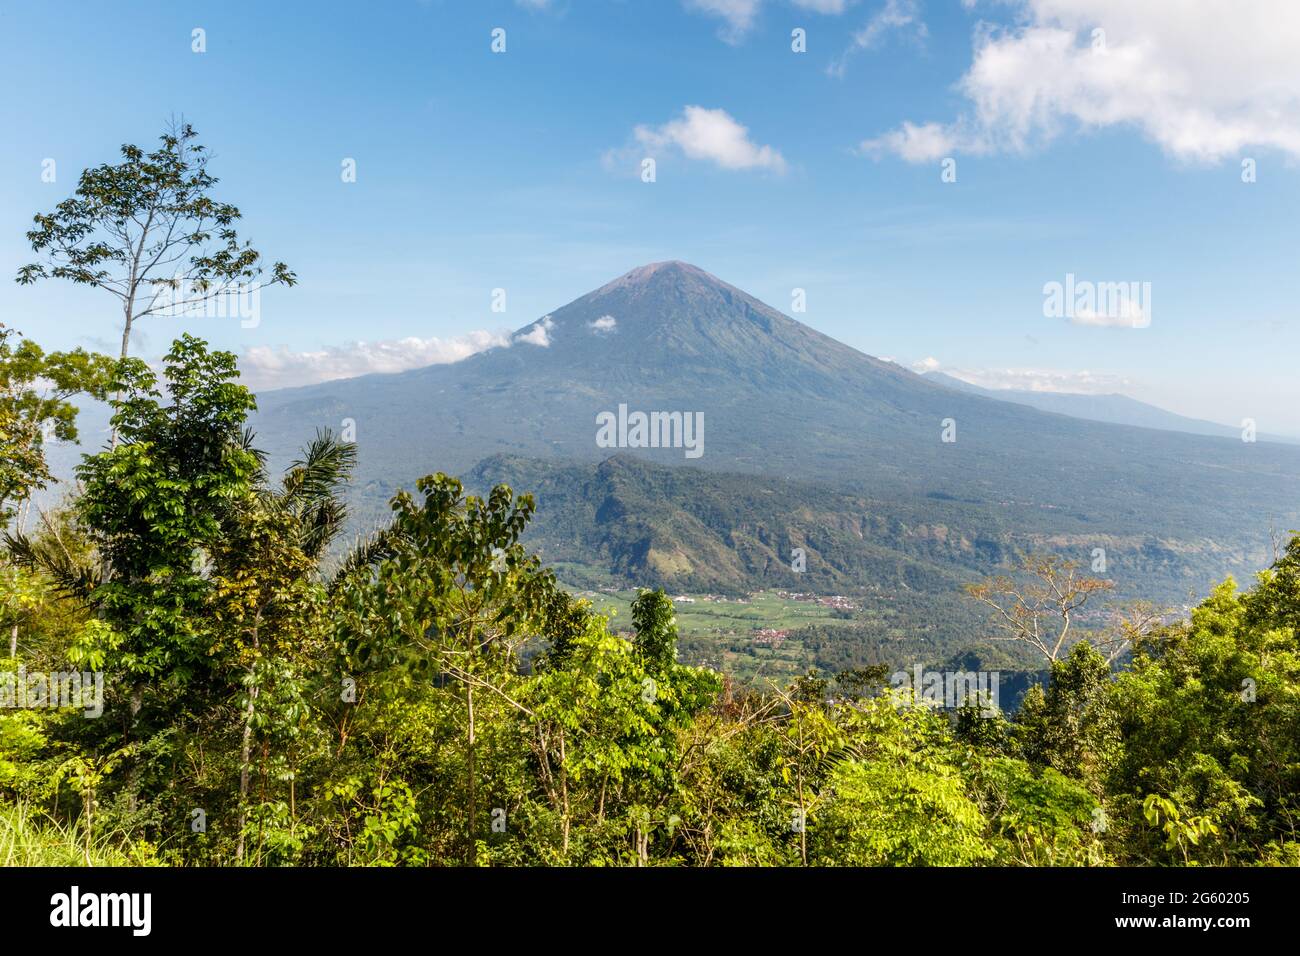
{"left": 16, "top": 122, "right": 295, "bottom": 360}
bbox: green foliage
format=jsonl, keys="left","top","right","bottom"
{"left": 1104, "top": 545, "right": 1300, "bottom": 864}
{"left": 815, "top": 757, "right": 991, "bottom": 866}
{"left": 970, "top": 756, "right": 1103, "bottom": 865}
{"left": 631, "top": 589, "right": 679, "bottom": 675}
{"left": 72, "top": 335, "right": 259, "bottom": 684}
{"left": 1142, "top": 793, "right": 1220, "bottom": 862}
{"left": 3, "top": 330, "right": 1299, "bottom": 868}
{"left": 1014, "top": 640, "right": 1120, "bottom": 787}
{"left": 0, "top": 324, "right": 116, "bottom": 523}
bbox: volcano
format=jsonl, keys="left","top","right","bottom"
{"left": 251, "top": 261, "right": 1300, "bottom": 592}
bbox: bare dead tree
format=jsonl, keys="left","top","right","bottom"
{"left": 964, "top": 554, "right": 1114, "bottom": 664}
{"left": 1094, "top": 600, "right": 1165, "bottom": 664}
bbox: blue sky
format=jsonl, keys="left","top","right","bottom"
{"left": 2, "top": 0, "right": 1298, "bottom": 431}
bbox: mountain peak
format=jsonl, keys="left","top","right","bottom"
{"left": 595, "top": 260, "right": 721, "bottom": 294}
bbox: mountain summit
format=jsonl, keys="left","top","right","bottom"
{"left": 252, "top": 262, "right": 1300, "bottom": 581}
{"left": 593, "top": 259, "right": 713, "bottom": 292}
{"left": 499, "top": 259, "right": 899, "bottom": 390}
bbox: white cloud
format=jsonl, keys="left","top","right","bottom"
{"left": 242, "top": 329, "right": 511, "bottom": 390}
{"left": 829, "top": 0, "right": 926, "bottom": 77}
{"left": 243, "top": 314, "right": 563, "bottom": 390}
{"left": 865, "top": 0, "right": 1300, "bottom": 163}
{"left": 515, "top": 315, "right": 555, "bottom": 347}
{"left": 632, "top": 106, "right": 787, "bottom": 173}
{"left": 860, "top": 120, "right": 959, "bottom": 162}
{"left": 588, "top": 315, "right": 617, "bottom": 333}
{"left": 515, "top": 0, "right": 552, "bottom": 8}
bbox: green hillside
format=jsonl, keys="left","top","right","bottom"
{"left": 467, "top": 452, "right": 1260, "bottom": 607}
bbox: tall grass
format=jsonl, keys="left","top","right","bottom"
{"left": 0, "top": 801, "right": 152, "bottom": 866}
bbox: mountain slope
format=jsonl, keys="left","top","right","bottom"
{"left": 923, "top": 371, "right": 1297, "bottom": 444}
{"left": 467, "top": 453, "right": 992, "bottom": 595}
{"left": 467, "top": 453, "right": 1249, "bottom": 604}
{"left": 251, "top": 261, "right": 1300, "bottom": 575}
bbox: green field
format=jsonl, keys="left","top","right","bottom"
{"left": 572, "top": 587, "right": 847, "bottom": 633}
{"left": 564, "top": 586, "right": 857, "bottom": 682}
{"left": 563, "top": 583, "right": 1052, "bottom": 687}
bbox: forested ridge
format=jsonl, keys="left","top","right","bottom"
{"left": 3, "top": 332, "right": 1298, "bottom": 867}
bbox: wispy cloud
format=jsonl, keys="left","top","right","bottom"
{"left": 916, "top": 358, "right": 1134, "bottom": 394}
{"left": 1069, "top": 305, "right": 1148, "bottom": 329}
{"left": 828, "top": 0, "right": 926, "bottom": 78}
{"left": 685, "top": 0, "right": 853, "bottom": 44}
{"left": 684, "top": 0, "right": 764, "bottom": 43}
{"left": 793, "top": 0, "right": 852, "bottom": 13}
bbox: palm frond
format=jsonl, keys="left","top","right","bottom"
{"left": 4, "top": 529, "right": 101, "bottom": 599}
{"left": 280, "top": 429, "right": 356, "bottom": 509}
{"left": 327, "top": 526, "right": 401, "bottom": 595}
{"left": 274, "top": 429, "right": 358, "bottom": 559}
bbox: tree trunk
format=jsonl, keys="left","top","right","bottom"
{"left": 125, "top": 686, "right": 143, "bottom": 813}
{"left": 235, "top": 675, "right": 257, "bottom": 863}
{"left": 118, "top": 312, "right": 133, "bottom": 362}
{"left": 111, "top": 301, "right": 133, "bottom": 448}
{"left": 636, "top": 826, "right": 649, "bottom": 867}
{"left": 83, "top": 787, "right": 93, "bottom": 867}
{"left": 465, "top": 680, "right": 476, "bottom": 864}
{"left": 559, "top": 731, "right": 570, "bottom": 856}
{"left": 9, "top": 622, "right": 16, "bottom": 658}
{"left": 236, "top": 617, "right": 261, "bottom": 863}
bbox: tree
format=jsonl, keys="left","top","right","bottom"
{"left": 965, "top": 554, "right": 1114, "bottom": 664}
{"left": 529, "top": 590, "right": 720, "bottom": 864}
{"left": 0, "top": 325, "right": 114, "bottom": 664}
{"left": 967, "top": 754, "right": 1103, "bottom": 866}
{"left": 1013, "top": 640, "right": 1119, "bottom": 788}
{"left": 768, "top": 681, "right": 839, "bottom": 865}
{"left": 807, "top": 695, "right": 992, "bottom": 866}
{"left": 630, "top": 589, "right": 678, "bottom": 676}
{"left": 207, "top": 430, "right": 357, "bottom": 861}
{"left": 333, "top": 475, "right": 565, "bottom": 862}
{"left": 0, "top": 564, "right": 44, "bottom": 659}
{"left": 0, "top": 324, "right": 116, "bottom": 525}
{"left": 16, "top": 122, "right": 295, "bottom": 360}
{"left": 526, "top": 619, "right": 678, "bottom": 861}
{"left": 1107, "top": 541, "right": 1300, "bottom": 864}
{"left": 12, "top": 336, "right": 260, "bottom": 701}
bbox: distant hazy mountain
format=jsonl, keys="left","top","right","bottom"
{"left": 922, "top": 371, "right": 1297, "bottom": 444}
{"left": 251, "top": 261, "right": 1299, "bottom": 594}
